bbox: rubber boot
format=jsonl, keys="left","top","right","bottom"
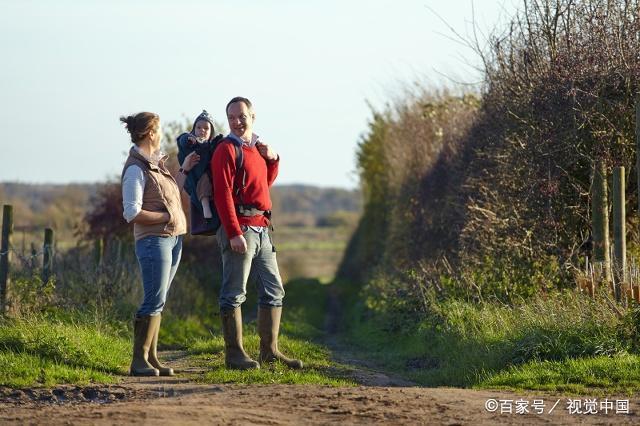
{"left": 148, "top": 314, "right": 175, "bottom": 376}
{"left": 220, "top": 307, "right": 260, "bottom": 370}
{"left": 258, "top": 306, "right": 303, "bottom": 369}
{"left": 130, "top": 315, "right": 160, "bottom": 376}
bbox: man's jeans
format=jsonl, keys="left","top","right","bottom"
{"left": 134, "top": 235, "right": 183, "bottom": 316}
{"left": 216, "top": 226, "right": 285, "bottom": 309}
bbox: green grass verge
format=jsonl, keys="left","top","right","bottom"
{"left": 0, "top": 277, "right": 357, "bottom": 388}
{"left": 479, "top": 354, "right": 640, "bottom": 395}
{"left": 0, "top": 314, "right": 130, "bottom": 388}
{"left": 339, "top": 279, "right": 640, "bottom": 393}
{"left": 183, "top": 278, "right": 355, "bottom": 386}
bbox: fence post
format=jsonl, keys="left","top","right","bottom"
{"left": 42, "top": 228, "right": 54, "bottom": 283}
{"left": 592, "top": 160, "right": 612, "bottom": 289}
{"left": 0, "top": 205, "right": 13, "bottom": 314}
{"left": 30, "top": 242, "right": 37, "bottom": 271}
{"left": 94, "top": 238, "right": 104, "bottom": 268}
{"left": 612, "top": 166, "right": 626, "bottom": 302}
{"left": 636, "top": 98, "right": 640, "bottom": 215}
{"left": 115, "top": 238, "right": 123, "bottom": 262}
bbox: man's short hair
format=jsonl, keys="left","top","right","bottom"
{"left": 226, "top": 97, "right": 253, "bottom": 114}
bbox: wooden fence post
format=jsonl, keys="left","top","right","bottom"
{"left": 30, "top": 242, "right": 37, "bottom": 271}
{"left": 0, "top": 205, "right": 13, "bottom": 314}
{"left": 636, "top": 98, "right": 640, "bottom": 216}
{"left": 612, "top": 166, "right": 626, "bottom": 302}
{"left": 42, "top": 228, "right": 54, "bottom": 283}
{"left": 592, "top": 160, "right": 612, "bottom": 289}
{"left": 94, "top": 238, "right": 104, "bottom": 268}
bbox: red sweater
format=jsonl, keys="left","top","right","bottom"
{"left": 211, "top": 139, "right": 279, "bottom": 238}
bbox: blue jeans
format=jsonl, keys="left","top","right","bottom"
{"left": 134, "top": 235, "right": 183, "bottom": 316}
{"left": 216, "top": 226, "right": 285, "bottom": 309}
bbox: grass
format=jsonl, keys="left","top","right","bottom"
{"left": 0, "top": 278, "right": 356, "bottom": 388}
{"left": 0, "top": 220, "right": 358, "bottom": 389}
{"left": 339, "top": 280, "right": 640, "bottom": 394}
{"left": 479, "top": 354, "right": 640, "bottom": 395}
{"left": 188, "top": 331, "right": 351, "bottom": 386}
{"left": 6, "top": 272, "right": 640, "bottom": 393}
{"left": 0, "top": 313, "right": 130, "bottom": 388}
{"left": 183, "top": 278, "right": 355, "bottom": 386}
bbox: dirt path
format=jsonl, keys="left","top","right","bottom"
{"left": 2, "top": 380, "right": 638, "bottom": 425}
{"left": 1, "top": 290, "right": 639, "bottom": 424}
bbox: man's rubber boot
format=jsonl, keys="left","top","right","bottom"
{"left": 148, "top": 314, "right": 175, "bottom": 376}
{"left": 220, "top": 307, "right": 260, "bottom": 370}
{"left": 258, "top": 306, "right": 303, "bottom": 369}
{"left": 130, "top": 315, "right": 160, "bottom": 376}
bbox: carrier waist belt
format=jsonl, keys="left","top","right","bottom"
{"left": 236, "top": 205, "right": 271, "bottom": 218}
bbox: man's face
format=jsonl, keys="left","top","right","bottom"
{"left": 227, "top": 101, "right": 254, "bottom": 141}
{"left": 194, "top": 120, "right": 212, "bottom": 141}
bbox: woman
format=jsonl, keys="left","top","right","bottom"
{"left": 120, "top": 111, "right": 199, "bottom": 376}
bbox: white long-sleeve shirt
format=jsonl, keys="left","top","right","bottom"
{"left": 122, "top": 165, "right": 146, "bottom": 223}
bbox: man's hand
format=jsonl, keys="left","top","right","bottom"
{"left": 256, "top": 141, "right": 278, "bottom": 161}
{"left": 230, "top": 234, "right": 248, "bottom": 254}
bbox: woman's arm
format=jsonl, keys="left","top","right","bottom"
{"left": 122, "top": 165, "right": 145, "bottom": 223}
{"left": 174, "top": 151, "right": 200, "bottom": 192}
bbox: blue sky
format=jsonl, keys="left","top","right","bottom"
{"left": 0, "top": 0, "right": 518, "bottom": 188}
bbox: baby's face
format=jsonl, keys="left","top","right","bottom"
{"left": 194, "top": 120, "right": 212, "bottom": 141}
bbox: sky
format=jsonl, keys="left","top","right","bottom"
{"left": 0, "top": 0, "right": 519, "bottom": 189}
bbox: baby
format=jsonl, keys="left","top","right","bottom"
{"left": 177, "top": 110, "right": 222, "bottom": 221}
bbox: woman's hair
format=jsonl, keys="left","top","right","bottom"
{"left": 119, "top": 112, "right": 160, "bottom": 144}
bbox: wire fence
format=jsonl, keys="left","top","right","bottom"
{"left": 1, "top": 224, "right": 142, "bottom": 315}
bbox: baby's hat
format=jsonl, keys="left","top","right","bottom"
{"left": 192, "top": 110, "right": 215, "bottom": 136}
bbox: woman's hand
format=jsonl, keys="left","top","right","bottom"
{"left": 182, "top": 151, "right": 200, "bottom": 172}
{"left": 174, "top": 151, "right": 200, "bottom": 192}
{"left": 132, "top": 210, "right": 170, "bottom": 225}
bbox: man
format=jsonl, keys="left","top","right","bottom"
{"left": 211, "top": 96, "right": 303, "bottom": 370}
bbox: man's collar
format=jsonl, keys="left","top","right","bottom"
{"left": 227, "top": 132, "right": 259, "bottom": 147}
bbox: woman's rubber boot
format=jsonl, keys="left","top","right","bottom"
{"left": 148, "top": 314, "right": 175, "bottom": 376}
{"left": 130, "top": 315, "right": 160, "bottom": 376}
{"left": 220, "top": 307, "right": 260, "bottom": 370}
{"left": 258, "top": 306, "right": 303, "bottom": 369}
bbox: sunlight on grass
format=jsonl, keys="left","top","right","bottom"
{"left": 0, "top": 315, "right": 129, "bottom": 388}
{"left": 0, "top": 352, "right": 116, "bottom": 388}
{"left": 478, "top": 354, "right": 640, "bottom": 395}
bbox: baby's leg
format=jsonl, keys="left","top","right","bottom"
{"left": 201, "top": 199, "right": 212, "bottom": 219}
{"left": 196, "top": 175, "right": 213, "bottom": 219}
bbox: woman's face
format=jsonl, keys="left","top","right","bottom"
{"left": 150, "top": 122, "right": 162, "bottom": 150}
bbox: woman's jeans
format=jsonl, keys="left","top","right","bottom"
{"left": 134, "top": 235, "right": 183, "bottom": 316}
{"left": 216, "top": 226, "right": 285, "bottom": 310}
